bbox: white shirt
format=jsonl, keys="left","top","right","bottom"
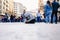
{"left": 37, "top": 12, "right": 41, "bottom": 17}
{"left": 24, "top": 12, "right": 35, "bottom": 22}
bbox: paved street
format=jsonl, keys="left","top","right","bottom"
{"left": 0, "top": 23, "right": 60, "bottom": 40}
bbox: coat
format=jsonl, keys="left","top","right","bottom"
{"left": 52, "top": 1, "right": 60, "bottom": 11}
{"left": 44, "top": 4, "right": 52, "bottom": 16}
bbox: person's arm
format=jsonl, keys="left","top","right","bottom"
{"left": 44, "top": 5, "right": 47, "bottom": 16}
{"left": 57, "top": 3, "right": 60, "bottom": 8}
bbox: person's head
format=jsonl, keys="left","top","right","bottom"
{"left": 5, "top": 13, "right": 7, "bottom": 15}
{"left": 23, "top": 10, "right": 26, "bottom": 13}
{"left": 47, "top": 1, "right": 50, "bottom": 4}
{"left": 38, "top": 9, "right": 40, "bottom": 13}
{"left": 47, "top": 0, "right": 51, "bottom": 6}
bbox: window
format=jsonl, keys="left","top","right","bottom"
{"left": 3, "top": 2, "right": 5, "bottom": 5}
{"left": 6, "top": 1, "right": 8, "bottom": 3}
{"left": 6, "top": 5, "right": 8, "bottom": 7}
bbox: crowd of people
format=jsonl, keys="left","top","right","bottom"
{"left": 0, "top": 0, "right": 60, "bottom": 24}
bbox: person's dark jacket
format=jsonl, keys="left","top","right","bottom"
{"left": 52, "top": 1, "right": 60, "bottom": 11}
{"left": 10, "top": 15, "right": 15, "bottom": 22}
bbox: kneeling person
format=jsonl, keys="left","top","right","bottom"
{"left": 24, "top": 13, "right": 36, "bottom": 24}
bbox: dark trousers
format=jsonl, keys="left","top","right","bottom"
{"left": 37, "top": 17, "right": 41, "bottom": 22}
{"left": 25, "top": 19, "right": 36, "bottom": 24}
{"left": 51, "top": 11, "right": 57, "bottom": 23}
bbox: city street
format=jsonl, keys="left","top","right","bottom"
{"left": 0, "top": 23, "right": 60, "bottom": 40}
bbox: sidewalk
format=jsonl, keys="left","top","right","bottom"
{"left": 0, "top": 23, "right": 60, "bottom": 40}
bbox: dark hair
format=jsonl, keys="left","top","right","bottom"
{"left": 47, "top": 1, "right": 51, "bottom": 6}
{"left": 47, "top": 1, "right": 50, "bottom": 4}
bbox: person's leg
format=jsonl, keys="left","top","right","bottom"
{"left": 45, "top": 16, "right": 47, "bottom": 23}
{"left": 51, "top": 12, "right": 54, "bottom": 23}
{"left": 49, "top": 13, "right": 52, "bottom": 23}
{"left": 55, "top": 11, "right": 57, "bottom": 24}
{"left": 48, "top": 13, "right": 51, "bottom": 23}
{"left": 44, "top": 15, "right": 46, "bottom": 23}
{"left": 37, "top": 17, "right": 39, "bottom": 22}
{"left": 45, "top": 16, "right": 48, "bottom": 23}
{"left": 48, "top": 15, "right": 50, "bottom": 23}
{"left": 26, "top": 19, "right": 35, "bottom": 24}
{"left": 47, "top": 16, "right": 49, "bottom": 23}
{"left": 39, "top": 17, "right": 41, "bottom": 22}
{"left": 47, "top": 12, "right": 50, "bottom": 23}
{"left": 37, "top": 17, "right": 40, "bottom": 22}
{"left": 32, "top": 19, "right": 36, "bottom": 23}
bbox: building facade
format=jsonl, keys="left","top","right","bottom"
{"left": 0, "top": 0, "right": 14, "bottom": 15}
{"left": 14, "top": 2, "right": 26, "bottom": 17}
{"left": 38, "top": 0, "right": 44, "bottom": 19}
{"left": 38, "top": 0, "right": 44, "bottom": 12}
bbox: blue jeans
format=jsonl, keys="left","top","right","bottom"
{"left": 45, "top": 12, "right": 52, "bottom": 23}
{"left": 37, "top": 17, "right": 41, "bottom": 22}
